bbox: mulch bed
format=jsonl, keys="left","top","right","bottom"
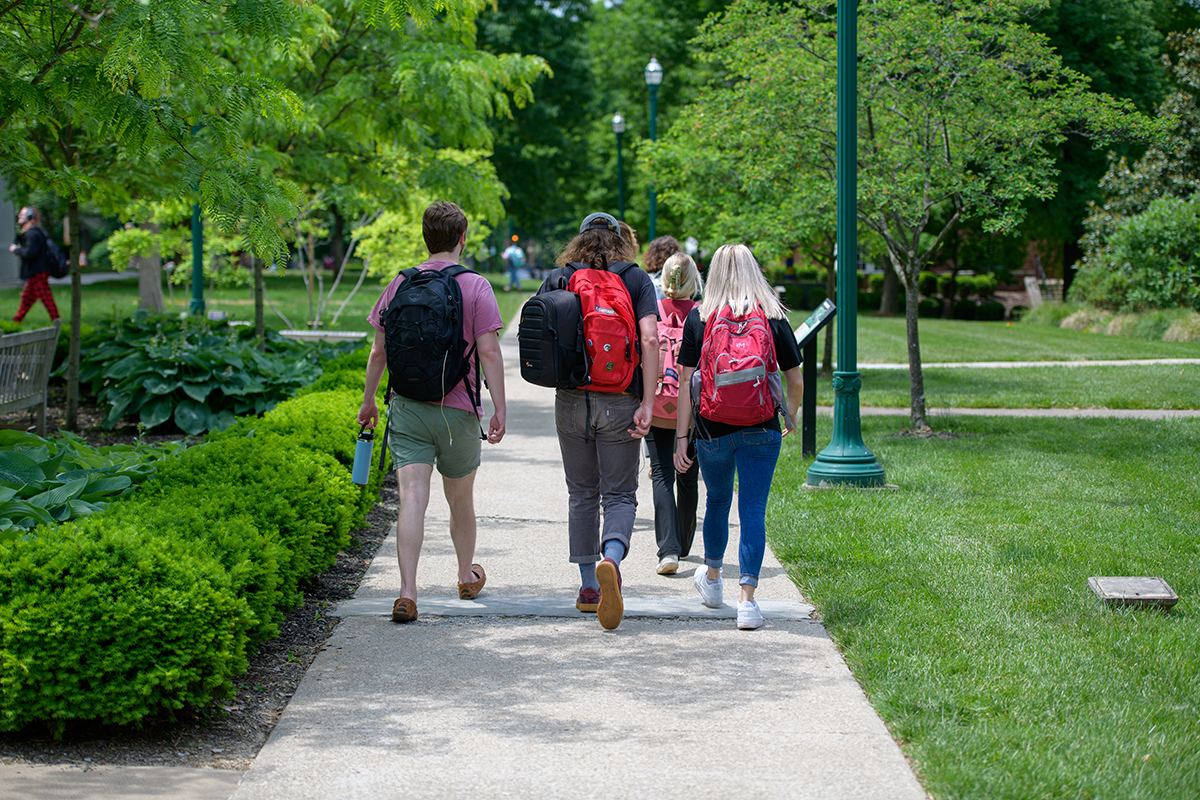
{"left": 0, "top": 387, "right": 395, "bottom": 771}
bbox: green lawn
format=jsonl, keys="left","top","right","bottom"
{"left": 789, "top": 313, "right": 1200, "bottom": 363}
{"left": 770, "top": 414, "right": 1200, "bottom": 800}
{"left": 851, "top": 364, "right": 1200, "bottom": 410}
{"left": 0, "top": 270, "right": 530, "bottom": 336}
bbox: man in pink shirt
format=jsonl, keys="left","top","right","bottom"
{"left": 357, "top": 201, "right": 507, "bottom": 623}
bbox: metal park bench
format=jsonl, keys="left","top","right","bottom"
{"left": 0, "top": 320, "right": 62, "bottom": 435}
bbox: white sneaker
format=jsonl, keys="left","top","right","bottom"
{"left": 694, "top": 567, "right": 723, "bottom": 608}
{"left": 737, "top": 600, "right": 764, "bottom": 630}
{"left": 657, "top": 555, "right": 679, "bottom": 575}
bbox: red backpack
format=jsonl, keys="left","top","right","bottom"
{"left": 653, "top": 298, "right": 694, "bottom": 419}
{"left": 698, "top": 304, "right": 779, "bottom": 426}
{"left": 566, "top": 256, "right": 639, "bottom": 393}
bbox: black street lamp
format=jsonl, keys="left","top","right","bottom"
{"left": 612, "top": 112, "right": 626, "bottom": 221}
{"left": 644, "top": 57, "right": 663, "bottom": 241}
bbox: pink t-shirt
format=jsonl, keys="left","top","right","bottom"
{"left": 368, "top": 259, "right": 502, "bottom": 417}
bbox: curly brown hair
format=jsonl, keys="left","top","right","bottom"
{"left": 556, "top": 228, "right": 639, "bottom": 268}
{"left": 643, "top": 235, "right": 682, "bottom": 274}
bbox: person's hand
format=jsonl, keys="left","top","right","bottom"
{"left": 357, "top": 399, "right": 378, "bottom": 430}
{"left": 7, "top": 244, "right": 16, "bottom": 252}
{"left": 487, "top": 410, "right": 506, "bottom": 444}
{"left": 628, "top": 403, "right": 652, "bottom": 438}
{"left": 673, "top": 435, "right": 693, "bottom": 473}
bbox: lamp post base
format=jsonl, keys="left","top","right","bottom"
{"left": 805, "top": 371, "right": 886, "bottom": 487}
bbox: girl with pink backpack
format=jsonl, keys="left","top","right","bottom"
{"left": 647, "top": 253, "right": 703, "bottom": 576}
{"left": 673, "top": 244, "right": 803, "bottom": 630}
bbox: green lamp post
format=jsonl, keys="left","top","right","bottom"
{"left": 613, "top": 112, "right": 626, "bottom": 221}
{"left": 189, "top": 124, "right": 205, "bottom": 317}
{"left": 805, "top": 0, "right": 886, "bottom": 487}
{"left": 644, "top": 57, "right": 662, "bottom": 242}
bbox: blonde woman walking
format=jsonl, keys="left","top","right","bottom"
{"left": 673, "top": 244, "right": 802, "bottom": 629}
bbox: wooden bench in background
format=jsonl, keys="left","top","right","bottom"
{"left": 0, "top": 320, "right": 62, "bottom": 435}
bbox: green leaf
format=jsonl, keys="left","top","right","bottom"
{"left": 174, "top": 399, "right": 213, "bottom": 435}
{"left": 0, "top": 451, "right": 47, "bottom": 485}
{"left": 139, "top": 396, "right": 174, "bottom": 430}
{"left": 0, "top": 487, "right": 17, "bottom": 503}
{"left": 30, "top": 477, "right": 88, "bottom": 507}
{"left": 182, "top": 381, "right": 214, "bottom": 403}
{"left": 0, "top": 430, "right": 47, "bottom": 448}
{"left": 144, "top": 375, "right": 181, "bottom": 395}
{"left": 80, "top": 475, "right": 132, "bottom": 499}
{"left": 68, "top": 499, "right": 105, "bottom": 516}
{"left": 105, "top": 352, "right": 155, "bottom": 379}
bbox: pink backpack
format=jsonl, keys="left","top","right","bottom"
{"left": 653, "top": 299, "right": 694, "bottom": 419}
{"left": 698, "top": 304, "right": 779, "bottom": 426}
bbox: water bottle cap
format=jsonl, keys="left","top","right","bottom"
{"left": 358, "top": 425, "right": 374, "bottom": 442}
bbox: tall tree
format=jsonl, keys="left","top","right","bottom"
{"left": 1023, "top": 0, "right": 1194, "bottom": 286}
{"left": 650, "top": 0, "right": 1157, "bottom": 430}
{"left": 477, "top": 0, "right": 595, "bottom": 246}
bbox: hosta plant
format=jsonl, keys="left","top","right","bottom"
{"left": 0, "top": 430, "right": 184, "bottom": 539}
{"left": 69, "top": 312, "right": 361, "bottom": 435}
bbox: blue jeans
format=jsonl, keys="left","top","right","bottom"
{"left": 695, "top": 428, "right": 782, "bottom": 587}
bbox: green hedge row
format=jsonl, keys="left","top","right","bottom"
{"left": 0, "top": 348, "right": 384, "bottom": 735}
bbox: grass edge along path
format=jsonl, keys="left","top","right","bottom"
{"left": 769, "top": 414, "right": 1200, "bottom": 800}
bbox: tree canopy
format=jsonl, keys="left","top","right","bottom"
{"left": 649, "top": 0, "right": 1158, "bottom": 429}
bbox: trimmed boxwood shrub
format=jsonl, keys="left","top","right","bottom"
{"left": 858, "top": 291, "right": 882, "bottom": 312}
{"left": 213, "top": 391, "right": 387, "bottom": 526}
{"left": 918, "top": 298, "right": 943, "bottom": 318}
{"left": 146, "top": 437, "right": 356, "bottom": 581}
{"left": 103, "top": 490, "right": 291, "bottom": 643}
{"left": 0, "top": 520, "right": 252, "bottom": 734}
{"left": 953, "top": 299, "right": 979, "bottom": 320}
{"left": 977, "top": 300, "right": 1006, "bottom": 321}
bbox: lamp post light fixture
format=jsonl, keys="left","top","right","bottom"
{"left": 612, "top": 112, "right": 626, "bottom": 221}
{"left": 805, "top": 0, "right": 886, "bottom": 488}
{"left": 644, "top": 57, "right": 663, "bottom": 241}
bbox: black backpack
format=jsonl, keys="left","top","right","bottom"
{"left": 518, "top": 286, "right": 586, "bottom": 388}
{"left": 382, "top": 265, "right": 479, "bottom": 406}
{"left": 37, "top": 230, "right": 68, "bottom": 279}
{"left": 518, "top": 259, "right": 640, "bottom": 390}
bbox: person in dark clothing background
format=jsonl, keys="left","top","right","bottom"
{"left": 8, "top": 206, "right": 60, "bottom": 323}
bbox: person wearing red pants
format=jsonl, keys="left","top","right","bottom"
{"left": 8, "top": 207, "right": 60, "bottom": 323}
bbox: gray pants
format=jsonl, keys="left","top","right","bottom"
{"left": 555, "top": 389, "right": 642, "bottom": 564}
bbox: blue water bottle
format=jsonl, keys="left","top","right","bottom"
{"left": 351, "top": 426, "right": 374, "bottom": 485}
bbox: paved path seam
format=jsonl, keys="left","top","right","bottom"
{"left": 332, "top": 595, "right": 814, "bottom": 620}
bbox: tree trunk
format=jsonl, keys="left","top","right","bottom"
{"left": 903, "top": 267, "right": 928, "bottom": 430}
{"left": 254, "top": 257, "right": 265, "bottom": 352}
{"left": 136, "top": 222, "right": 164, "bottom": 313}
{"left": 65, "top": 201, "right": 82, "bottom": 431}
{"left": 331, "top": 205, "right": 345, "bottom": 277}
{"left": 880, "top": 266, "right": 900, "bottom": 315}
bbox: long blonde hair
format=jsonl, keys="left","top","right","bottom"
{"left": 661, "top": 252, "right": 703, "bottom": 299}
{"left": 699, "top": 243, "right": 786, "bottom": 321}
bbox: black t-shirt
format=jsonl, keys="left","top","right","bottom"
{"left": 13, "top": 226, "right": 47, "bottom": 280}
{"left": 677, "top": 306, "right": 802, "bottom": 438}
{"left": 537, "top": 261, "right": 660, "bottom": 398}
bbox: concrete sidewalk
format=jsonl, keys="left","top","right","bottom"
{"left": 226, "top": 330, "right": 927, "bottom": 800}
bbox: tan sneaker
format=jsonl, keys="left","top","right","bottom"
{"left": 596, "top": 558, "right": 624, "bottom": 630}
{"left": 656, "top": 555, "right": 679, "bottom": 575}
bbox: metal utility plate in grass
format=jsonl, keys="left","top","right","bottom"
{"left": 1088, "top": 576, "right": 1178, "bottom": 609}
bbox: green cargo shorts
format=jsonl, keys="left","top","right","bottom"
{"left": 386, "top": 394, "right": 482, "bottom": 479}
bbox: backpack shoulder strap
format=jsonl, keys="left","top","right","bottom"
{"left": 608, "top": 261, "right": 638, "bottom": 276}
{"left": 441, "top": 264, "right": 477, "bottom": 280}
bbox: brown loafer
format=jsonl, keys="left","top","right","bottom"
{"left": 392, "top": 597, "right": 417, "bottom": 623}
{"left": 458, "top": 564, "right": 486, "bottom": 600}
